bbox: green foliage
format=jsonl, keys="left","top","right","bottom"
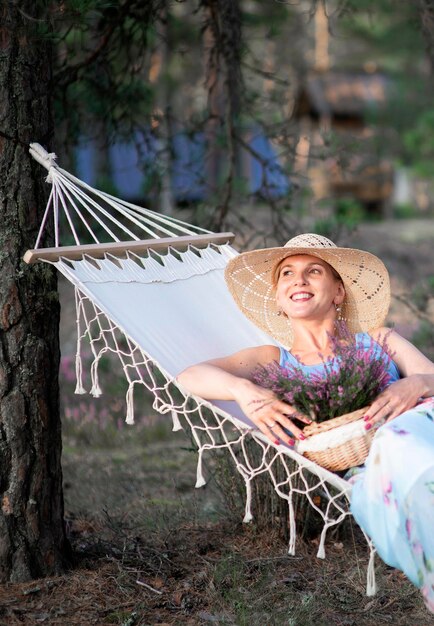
{"left": 52, "top": 0, "right": 158, "bottom": 142}
{"left": 241, "top": 0, "right": 292, "bottom": 32}
{"left": 41, "top": 0, "right": 434, "bottom": 232}
{"left": 63, "top": 77, "right": 154, "bottom": 141}
{"left": 309, "top": 217, "right": 355, "bottom": 243}
{"left": 94, "top": 175, "right": 119, "bottom": 197}
{"left": 338, "top": 1, "right": 425, "bottom": 70}
{"left": 393, "top": 203, "right": 418, "bottom": 220}
{"left": 336, "top": 0, "right": 434, "bottom": 176}
{"left": 335, "top": 198, "right": 367, "bottom": 228}
{"left": 168, "top": 9, "right": 200, "bottom": 44}
{"left": 403, "top": 110, "right": 434, "bottom": 178}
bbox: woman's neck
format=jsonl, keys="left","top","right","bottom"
{"left": 290, "top": 319, "right": 337, "bottom": 363}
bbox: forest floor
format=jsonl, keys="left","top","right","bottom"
{"left": 1, "top": 218, "right": 434, "bottom": 626}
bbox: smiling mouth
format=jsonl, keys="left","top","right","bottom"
{"left": 291, "top": 293, "right": 313, "bottom": 301}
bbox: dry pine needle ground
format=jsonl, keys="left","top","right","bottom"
{"left": 0, "top": 432, "right": 432, "bottom": 626}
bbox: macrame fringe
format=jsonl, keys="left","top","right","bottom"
{"left": 90, "top": 359, "right": 102, "bottom": 397}
{"left": 171, "top": 410, "right": 183, "bottom": 431}
{"left": 195, "top": 449, "right": 206, "bottom": 488}
{"left": 243, "top": 478, "right": 253, "bottom": 523}
{"left": 74, "top": 353, "right": 86, "bottom": 394}
{"left": 287, "top": 496, "right": 296, "bottom": 556}
{"left": 366, "top": 547, "right": 377, "bottom": 596}
{"left": 125, "top": 385, "right": 135, "bottom": 425}
{"left": 317, "top": 525, "right": 328, "bottom": 559}
{"left": 74, "top": 289, "right": 87, "bottom": 394}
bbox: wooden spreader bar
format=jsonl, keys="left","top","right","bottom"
{"left": 23, "top": 232, "right": 235, "bottom": 264}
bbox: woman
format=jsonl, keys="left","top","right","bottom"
{"left": 178, "top": 233, "right": 434, "bottom": 612}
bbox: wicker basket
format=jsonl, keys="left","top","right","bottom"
{"left": 297, "top": 407, "right": 375, "bottom": 472}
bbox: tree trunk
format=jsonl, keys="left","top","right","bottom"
{"left": 153, "top": 0, "right": 175, "bottom": 216}
{"left": 202, "top": 0, "right": 243, "bottom": 230}
{"left": 418, "top": 0, "right": 434, "bottom": 73}
{"left": 0, "top": 2, "right": 70, "bottom": 581}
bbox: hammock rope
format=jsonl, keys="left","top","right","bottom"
{"left": 29, "top": 143, "right": 210, "bottom": 248}
{"left": 26, "top": 143, "right": 377, "bottom": 595}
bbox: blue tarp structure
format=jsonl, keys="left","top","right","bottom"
{"left": 76, "top": 128, "right": 290, "bottom": 202}
{"left": 171, "top": 132, "right": 207, "bottom": 203}
{"left": 248, "top": 131, "right": 290, "bottom": 199}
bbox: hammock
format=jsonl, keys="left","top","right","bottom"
{"left": 26, "top": 143, "right": 377, "bottom": 594}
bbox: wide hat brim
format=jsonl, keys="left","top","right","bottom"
{"left": 224, "top": 242, "right": 390, "bottom": 349}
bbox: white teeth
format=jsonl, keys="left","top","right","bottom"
{"left": 291, "top": 293, "right": 312, "bottom": 301}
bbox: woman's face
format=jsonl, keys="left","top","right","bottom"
{"left": 274, "top": 254, "right": 345, "bottom": 321}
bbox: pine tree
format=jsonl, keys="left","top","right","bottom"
{"left": 0, "top": 1, "right": 71, "bottom": 580}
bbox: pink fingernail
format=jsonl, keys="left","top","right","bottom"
{"left": 274, "top": 439, "right": 280, "bottom": 445}
{"left": 298, "top": 433, "right": 306, "bottom": 440}
{"left": 364, "top": 422, "right": 372, "bottom": 431}
{"left": 288, "top": 438, "right": 295, "bottom": 446}
{"left": 363, "top": 415, "right": 370, "bottom": 422}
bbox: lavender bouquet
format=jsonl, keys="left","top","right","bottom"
{"left": 253, "top": 324, "right": 393, "bottom": 424}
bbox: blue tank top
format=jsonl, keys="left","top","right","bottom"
{"left": 279, "top": 332, "right": 400, "bottom": 383}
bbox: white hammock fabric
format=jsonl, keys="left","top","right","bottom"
{"left": 27, "top": 143, "right": 377, "bottom": 594}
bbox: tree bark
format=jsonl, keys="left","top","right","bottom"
{"left": 201, "top": 0, "right": 243, "bottom": 230}
{"left": 0, "top": 2, "right": 70, "bottom": 581}
{"left": 418, "top": 0, "right": 434, "bottom": 74}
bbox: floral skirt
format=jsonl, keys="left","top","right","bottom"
{"left": 348, "top": 398, "right": 434, "bottom": 613}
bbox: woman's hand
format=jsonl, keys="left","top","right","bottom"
{"left": 363, "top": 375, "right": 428, "bottom": 430}
{"left": 231, "top": 379, "right": 312, "bottom": 445}
{"left": 177, "top": 347, "right": 313, "bottom": 446}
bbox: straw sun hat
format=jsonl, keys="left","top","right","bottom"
{"left": 225, "top": 233, "right": 391, "bottom": 349}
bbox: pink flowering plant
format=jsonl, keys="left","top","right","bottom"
{"left": 252, "top": 324, "right": 394, "bottom": 424}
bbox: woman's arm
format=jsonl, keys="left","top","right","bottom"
{"left": 177, "top": 345, "right": 311, "bottom": 445}
{"left": 177, "top": 345, "right": 279, "bottom": 399}
{"left": 364, "top": 328, "right": 434, "bottom": 427}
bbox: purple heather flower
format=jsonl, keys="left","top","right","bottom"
{"left": 251, "top": 323, "right": 393, "bottom": 424}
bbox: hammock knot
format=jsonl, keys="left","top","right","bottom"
{"left": 152, "top": 398, "right": 172, "bottom": 414}
{"left": 29, "top": 143, "right": 58, "bottom": 178}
